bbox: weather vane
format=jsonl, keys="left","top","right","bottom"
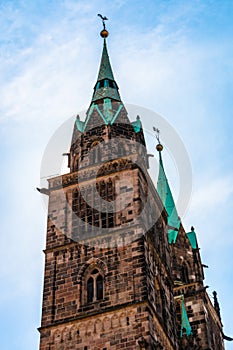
{"left": 153, "top": 126, "right": 160, "bottom": 143}
{"left": 98, "top": 14, "right": 108, "bottom": 30}
{"left": 153, "top": 127, "right": 163, "bottom": 152}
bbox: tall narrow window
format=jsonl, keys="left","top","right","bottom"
{"left": 108, "top": 212, "right": 114, "bottom": 228}
{"left": 96, "top": 275, "right": 103, "bottom": 300}
{"left": 72, "top": 189, "right": 80, "bottom": 236}
{"left": 181, "top": 264, "right": 189, "bottom": 283}
{"left": 91, "top": 141, "right": 101, "bottom": 164}
{"left": 102, "top": 212, "right": 107, "bottom": 228}
{"left": 86, "top": 269, "right": 104, "bottom": 303}
{"left": 87, "top": 277, "right": 94, "bottom": 302}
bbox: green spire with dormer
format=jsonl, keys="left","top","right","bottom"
{"left": 74, "top": 17, "right": 140, "bottom": 134}
{"left": 156, "top": 143, "right": 180, "bottom": 244}
{"left": 91, "top": 28, "right": 121, "bottom": 103}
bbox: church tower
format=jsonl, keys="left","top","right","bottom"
{"left": 38, "top": 19, "right": 229, "bottom": 350}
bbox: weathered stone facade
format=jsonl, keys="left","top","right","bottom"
{"left": 38, "top": 33, "right": 226, "bottom": 349}
{"left": 171, "top": 227, "right": 225, "bottom": 349}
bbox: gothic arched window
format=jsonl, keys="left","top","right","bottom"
{"left": 181, "top": 263, "right": 189, "bottom": 283}
{"left": 91, "top": 141, "right": 101, "bottom": 164}
{"left": 86, "top": 269, "right": 104, "bottom": 303}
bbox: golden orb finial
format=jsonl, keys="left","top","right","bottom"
{"left": 156, "top": 143, "right": 163, "bottom": 152}
{"left": 100, "top": 29, "right": 109, "bottom": 38}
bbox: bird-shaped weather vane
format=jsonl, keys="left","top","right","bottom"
{"left": 153, "top": 127, "right": 163, "bottom": 152}
{"left": 153, "top": 126, "right": 160, "bottom": 143}
{"left": 98, "top": 14, "right": 108, "bottom": 30}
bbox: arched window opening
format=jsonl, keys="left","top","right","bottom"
{"left": 102, "top": 212, "right": 107, "bottom": 228}
{"left": 86, "top": 269, "right": 104, "bottom": 303}
{"left": 72, "top": 190, "right": 80, "bottom": 236}
{"left": 87, "top": 277, "right": 94, "bottom": 303}
{"left": 91, "top": 141, "right": 101, "bottom": 164}
{"left": 96, "top": 275, "right": 103, "bottom": 300}
{"left": 108, "top": 212, "right": 114, "bottom": 228}
{"left": 181, "top": 264, "right": 189, "bottom": 283}
{"left": 73, "top": 185, "right": 103, "bottom": 234}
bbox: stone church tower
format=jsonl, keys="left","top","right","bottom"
{"left": 38, "top": 23, "right": 230, "bottom": 350}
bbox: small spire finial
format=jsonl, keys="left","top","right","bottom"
{"left": 98, "top": 14, "right": 109, "bottom": 38}
{"left": 213, "top": 291, "right": 221, "bottom": 321}
{"left": 153, "top": 127, "right": 163, "bottom": 152}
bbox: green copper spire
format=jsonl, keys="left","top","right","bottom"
{"left": 92, "top": 35, "right": 121, "bottom": 103}
{"left": 75, "top": 20, "right": 135, "bottom": 133}
{"left": 156, "top": 144, "right": 180, "bottom": 244}
{"left": 97, "top": 38, "right": 114, "bottom": 81}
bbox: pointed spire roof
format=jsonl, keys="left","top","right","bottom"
{"left": 73, "top": 23, "right": 138, "bottom": 134}
{"left": 97, "top": 39, "right": 114, "bottom": 81}
{"left": 92, "top": 36, "right": 121, "bottom": 103}
{"left": 156, "top": 144, "right": 180, "bottom": 244}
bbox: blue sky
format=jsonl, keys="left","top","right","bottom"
{"left": 1, "top": 1, "right": 233, "bottom": 349}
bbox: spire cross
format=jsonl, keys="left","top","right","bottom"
{"left": 153, "top": 126, "right": 161, "bottom": 143}
{"left": 98, "top": 14, "right": 108, "bottom": 30}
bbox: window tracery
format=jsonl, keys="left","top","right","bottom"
{"left": 86, "top": 268, "right": 104, "bottom": 303}
{"left": 72, "top": 178, "right": 115, "bottom": 235}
